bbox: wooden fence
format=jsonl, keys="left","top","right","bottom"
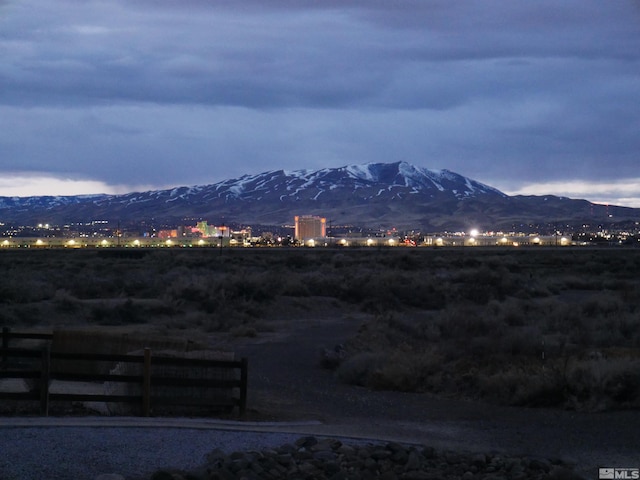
{"left": 0, "top": 327, "right": 247, "bottom": 417}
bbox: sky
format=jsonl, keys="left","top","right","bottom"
{"left": 1, "top": 1, "right": 639, "bottom": 207}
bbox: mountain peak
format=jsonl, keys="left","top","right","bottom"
{"left": 1, "top": 162, "right": 635, "bottom": 231}
{"left": 274, "top": 161, "right": 505, "bottom": 198}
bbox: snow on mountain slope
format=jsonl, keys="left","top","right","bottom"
{"left": 188, "top": 161, "right": 506, "bottom": 202}
{"left": 9, "top": 161, "right": 625, "bottom": 231}
{"left": 0, "top": 162, "right": 504, "bottom": 212}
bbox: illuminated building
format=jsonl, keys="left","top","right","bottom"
{"left": 158, "top": 229, "right": 178, "bottom": 239}
{"left": 194, "top": 221, "right": 220, "bottom": 238}
{"left": 294, "top": 215, "right": 326, "bottom": 241}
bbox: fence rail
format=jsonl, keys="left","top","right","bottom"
{"left": 0, "top": 328, "right": 247, "bottom": 417}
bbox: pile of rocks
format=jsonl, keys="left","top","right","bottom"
{"left": 145, "top": 436, "right": 585, "bottom": 480}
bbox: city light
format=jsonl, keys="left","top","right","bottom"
{"left": 0, "top": 213, "right": 634, "bottom": 249}
{"left": 0, "top": 231, "right": 623, "bottom": 248}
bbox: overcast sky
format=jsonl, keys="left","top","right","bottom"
{"left": 1, "top": 1, "right": 639, "bottom": 206}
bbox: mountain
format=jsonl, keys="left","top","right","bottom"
{"left": 1, "top": 161, "right": 639, "bottom": 232}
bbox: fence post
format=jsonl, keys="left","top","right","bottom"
{"left": 239, "top": 357, "right": 248, "bottom": 417}
{"left": 2, "top": 327, "right": 9, "bottom": 370}
{"left": 142, "top": 348, "right": 151, "bottom": 417}
{"left": 40, "top": 346, "right": 51, "bottom": 416}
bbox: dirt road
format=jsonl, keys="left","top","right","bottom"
{"left": 228, "top": 312, "right": 640, "bottom": 478}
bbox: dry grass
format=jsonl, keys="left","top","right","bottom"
{"left": 2, "top": 246, "right": 640, "bottom": 410}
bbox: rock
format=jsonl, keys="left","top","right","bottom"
{"left": 295, "top": 435, "right": 318, "bottom": 449}
{"left": 364, "top": 457, "right": 378, "bottom": 471}
{"left": 379, "top": 471, "right": 399, "bottom": 480}
{"left": 276, "top": 443, "right": 297, "bottom": 454}
{"left": 391, "top": 448, "right": 409, "bottom": 464}
{"left": 548, "top": 465, "right": 587, "bottom": 480}
{"left": 311, "top": 438, "right": 339, "bottom": 452}
{"left": 505, "top": 457, "right": 523, "bottom": 472}
{"left": 528, "top": 457, "right": 552, "bottom": 472}
{"left": 358, "top": 446, "right": 371, "bottom": 459}
{"left": 421, "top": 446, "right": 437, "bottom": 459}
{"left": 445, "top": 451, "right": 463, "bottom": 464}
{"left": 405, "top": 450, "right": 423, "bottom": 471}
{"left": 337, "top": 444, "right": 356, "bottom": 456}
{"left": 314, "top": 450, "right": 338, "bottom": 462}
{"left": 371, "top": 448, "right": 393, "bottom": 460}
{"left": 143, "top": 436, "right": 582, "bottom": 480}
{"left": 149, "top": 472, "right": 175, "bottom": 480}
{"left": 277, "top": 453, "right": 294, "bottom": 466}
{"left": 386, "top": 442, "right": 406, "bottom": 453}
{"left": 208, "top": 468, "right": 235, "bottom": 480}
{"left": 329, "top": 472, "right": 349, "bottom": 480}
{"left": 298, "top": 461, "right": 318, "bottom": 474}
{"left": 323, "top": 460, "right": 341, "bottom": 476}
{"left": 402, "top": 472, "right": 433, "bottom": 480}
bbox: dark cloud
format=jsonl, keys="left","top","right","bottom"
{"left": 0, "top": 0, "right": 639, "bottom": 204}
{"left": 4, "top": 1, "right": 639, "bottom": 108}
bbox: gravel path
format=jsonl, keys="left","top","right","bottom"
{"left": 0, "top": 424, "right": 303, "bottom": 480}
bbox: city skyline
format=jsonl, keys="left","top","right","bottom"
{"left": 1, "top": 1, "right": 639, "bottom": 206}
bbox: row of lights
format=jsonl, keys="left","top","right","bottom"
{"left": 1, "top": 234, "right": 572, "bottom": 248}
{"left": 0, "top": 238, "right": 215, "bottom": 248}
{"left": 306, "top": 238, "right": 398, "bottom": 247}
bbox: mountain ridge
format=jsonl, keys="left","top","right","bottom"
{"left": 1, "top": 161, "right": 638, "bottom": 232}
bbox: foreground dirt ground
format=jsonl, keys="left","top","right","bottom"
{"left": 214, "top": 310, "right": 639, "bottom": 478}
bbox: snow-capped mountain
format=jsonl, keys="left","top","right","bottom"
{"left": 186, "top": 161, "right": 506, "bottom": 205}
{"left": 0, "top": 161, "right": 638, "bottom": 231}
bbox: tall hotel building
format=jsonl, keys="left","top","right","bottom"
{"left": 294, "top": 215, "right": 327, "bottom": 241}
